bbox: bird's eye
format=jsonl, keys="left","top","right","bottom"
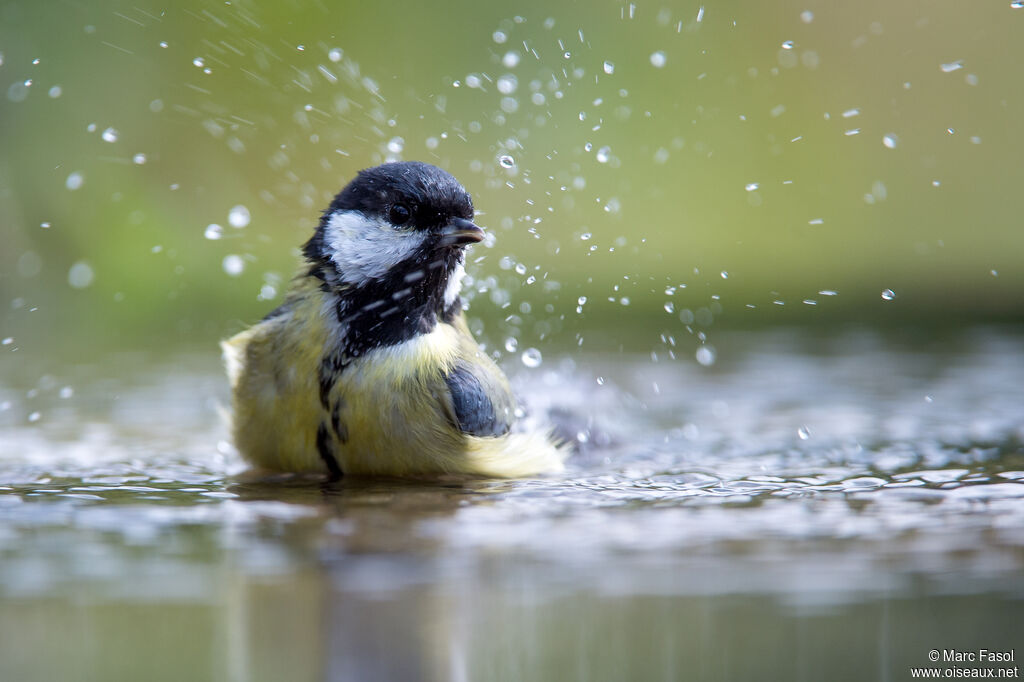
{"left": 388, "top": 204, "right": 411, "bottom": 226}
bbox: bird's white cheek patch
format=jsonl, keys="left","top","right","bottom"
{"left": 325, "top": 210, "right": 429, "bottom": 284}
{"left": 444, "top": 259, "right": 466, "bottom": 309}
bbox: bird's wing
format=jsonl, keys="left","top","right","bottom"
{"left": 444, "top": 360, "right": 513, "bottom": 436}
{"left": 440, "top": 315, "right": 517, "bottom": 438}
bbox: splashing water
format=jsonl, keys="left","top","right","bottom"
{"left": 228, "top": 205, "right": 251, "bottom": 229}
{"left": 520, "top": 347, "right": 542, "bottom": 367}
{"left": 222, "top": 254, "right": 245, "bottom": 276}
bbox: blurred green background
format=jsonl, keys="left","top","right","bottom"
{"left": 2, "top": 0, "right": 1022, "bottom": 360}
{"left": 2, "top": 4, "right": 1024, "bottom": 680}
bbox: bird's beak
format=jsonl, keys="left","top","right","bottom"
{"left": 439, "top": 217, "right": 485, "bottom": 247}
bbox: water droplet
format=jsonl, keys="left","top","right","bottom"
{"left": 497, "top": 74, "right": 517, "bottom": 94}
{"left": 59, "top": 386, "right": 74, "bottom": 399}
{"left": 781, "top": 40, "right": 794, "bottom": 50}
{"left": 65, "top": 172, "right": 84, "bottom": 191}
{"left": 28, "top": 411, "right": 41, "bottom": 423}
{"left": 68, "top": 261, "right": 94, "bottom": 289}
{"left": 1013, "top": 1, "right": 1024, "bottom": 8}
{"left": 48, "top": 85, "right": 62, "bottom": 98}
{"left": 818, "top": 289, "right": 838, "bottom": 297}
{"left": 580, "top": 232, "right": 592, "bottom": 241}
{"left": 222, "top": 254, "right": 245, "bottom": 277}
{"left": 159, "top": 41, "right": 169, "bottom": 48}
{"left": 192, "top": 57, "right": 205, "bottom": 68}
{"left": 697, "top": 5, "right": 705, "bottom": 22}
{"left": 800, "top": 10, "right": 814, "bottom": 23}
{"left": 258, "top": 283, "right": 277, "bottom": 301}
{"left": 504, "top": 337, "right": 518, "bottom": 352}
{"left": 664, "top": 302, "right": 675, "bottom": 314}
{"left": 603, "top": 61, "right": 615, "bottom": 74}
{"left": 101, "top": 127, "right": 119, "bottom": 143}
{"left": 797, "top": 426, "right": 811, "bottom": 440}
{"left": 871, "top": 181, "right": 887, "bottom": 201}
{"left": 204, "top": 223, "right": 223, "bottom": 240}
{"left": 844, "top": 128, "right": 860, "bottom": 136}
{"left": 228, "top": 205, "right": 250, "bottom": 228}
{"left": 577, "top": 296, "right": 587, "bottom": 305}
{"left": 940, "top": 60, "right": 963, "bottom": 73}
{"left": 521, "top": 348, "right": 542, "bottom": 368}
{"left": 695, "top": 346, "right": 716, "bottom": 366}
{"left": 502, "top": 51, "right": 520, "bottom": 68}
{"left": 386, "top": 136, "right": 405, "bottom": 154}
{"left": 595, "top": 146, "right": 611, "bottom": 163}
{"left": 498, "top": 155, "right": 515, "bottom": 169}
{"left": 744, "top": 182, "right": 759, "bottom": 192}
{"left": 841, "top": 108, "right": 860, "bottom": 118}
{"left": 1, "top": 337, "right": 12, "bottom": 345}
{"left": 132, "top": 153, "right": 147, "bottom": 165}
{"left": 881, "top": 288, "right": 896, "bottom": 300}
{"left": 514, "top": 263, "right": 527, "bottom": 275}
{"left": 492, "top": 30, "right": 507, "bottom": 44}
{"left": 882, "top": 134, "right": 898, "bottom": 149}
{"left": 650, "top": 51, "right": 667, "bottom": 68}
{"left": 4, "top": 81, "right": 27, "bottom": 102}
{"left": 720, "top": 271, "right": 729, "bottom": 279}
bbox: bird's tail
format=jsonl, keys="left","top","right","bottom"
{"left": 463, "top": 430, "right": 567, "bottom": 478}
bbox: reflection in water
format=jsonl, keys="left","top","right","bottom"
{"left": 1, "top": 329, "right": 1023, "bottom": 680}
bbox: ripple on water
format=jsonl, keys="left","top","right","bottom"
{"left": 1, "top": 330, "right": 1024, "bottom": 604}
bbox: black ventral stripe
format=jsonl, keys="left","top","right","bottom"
{"left": 316, "top": 422, "right": 343, "bottom": 479}
{"left": 318, "top": 351, "right": 350, "bottom": 410}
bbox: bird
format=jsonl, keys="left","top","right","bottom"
{"left": 222, "top": 161, "right": 565, "bottom": 478}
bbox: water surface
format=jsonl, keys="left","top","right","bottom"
{"left": 1, "top": 328, "right": 1022, "bottom": 681}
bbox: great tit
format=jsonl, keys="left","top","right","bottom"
{"left": 222, "top": 161, "right": 564, "bottom": 478}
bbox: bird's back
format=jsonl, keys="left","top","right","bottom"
{"left": 222, "top": 279, "right": 329, "bottom": 473}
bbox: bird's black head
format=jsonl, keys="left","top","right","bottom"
{"left": 327, "top": 161, "right": 476, "bottom": 232}
{"left": 302, "top": 162, "right": 484, "bottom": 354}
{"left": 304, "top": 161, "right": 482, "bottom": 285}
